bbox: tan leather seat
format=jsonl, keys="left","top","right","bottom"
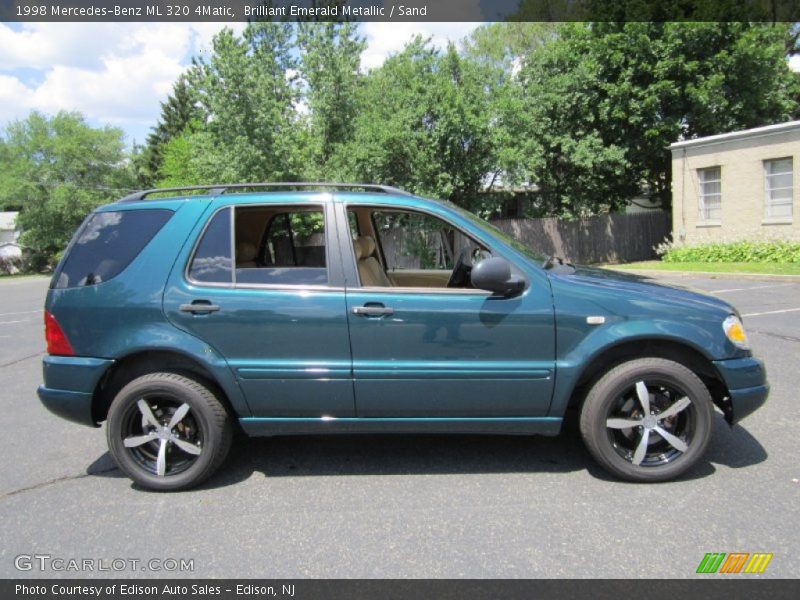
{"left": 353, "top": 236, "right": 391, "bottom": 287}
{"left": 236, "top": 242, "right": 258, "bottom": 268}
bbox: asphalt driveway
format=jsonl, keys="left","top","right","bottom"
{"left": 0, "top": 273, "right": 797, "bottom": 578}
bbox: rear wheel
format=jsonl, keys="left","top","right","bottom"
{"left": 579, "top": 358, "right": 713, "bottom": 482}
{"left": 107, "top": 372, "right": 232, "bottom": 491}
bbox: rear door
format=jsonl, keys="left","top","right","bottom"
{"left": 163, "top": 198, "right": 355, "bottom": 417}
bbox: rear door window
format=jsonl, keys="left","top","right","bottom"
{"left": 188, "top": 205, "right": 328, "bottom": 287}
{"left": 54, "top": 209, "right": 173, "bottom": 289}
{"left": 187, "top": 207, "right": 233, "bottom": 284}
{"left": 347, "top": 209, "right": 360, "bottom": 240}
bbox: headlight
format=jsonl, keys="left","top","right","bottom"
{"left": 723, "top": 315, "right": 750, "bottom": 350}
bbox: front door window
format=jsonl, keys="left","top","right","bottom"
{"left": 348, "top": 208, "right": 488, "bottom": 290}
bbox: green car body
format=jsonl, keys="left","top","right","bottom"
{"left": 37, "top": 185, "right": 768, "bottom": 488}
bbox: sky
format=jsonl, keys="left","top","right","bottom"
{"left": 0, "top": 21, "right": 481, "bottom": 146}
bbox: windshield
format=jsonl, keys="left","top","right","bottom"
{"left": 442, "top": 201, "right": 547, "bottom": 263}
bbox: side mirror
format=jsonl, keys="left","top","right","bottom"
{"left": 470, "top": 257, "right": 525, "bottom": 297}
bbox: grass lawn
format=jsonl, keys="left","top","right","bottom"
{"left": 609, "top": 261, "right": 800, "bottom": 276}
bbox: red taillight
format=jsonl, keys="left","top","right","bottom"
{"left": 45, "top": 311, "right": 74, "bottom": 356}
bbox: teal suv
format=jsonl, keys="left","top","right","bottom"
{"left": 38, "top": 183, "right": 768, "bottom": 490}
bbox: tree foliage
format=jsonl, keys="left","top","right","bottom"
{"left": 133, "top": 75, "right": 201, "bottom": 187}
{"left": 297, "top": 21, "right": 365, "bottom": 172}
{"left": 156, "top": 21, "right": 368, "bottom": 187}
{"left": 513, "top": 22, "right": 800, "bottom": 215}
{"left": 463, "top": 22, "right": 558, "bottom": 70}
{"left": 0, "top": 112, "right": 134, "bottom": 267}
{"left": 343, "top": 37, "right": 501, "bottom": 209}
{"left": 3, "top": 21, "right": 800, "bottom": 271}
{"left": 513, "top": 25, "right": 632, "bottom": 217}
{"left": 186, "top": 23, "right": 304, "bottom": 184}
{"left": 152, "top": 21, "right": 800, "bottom": 216}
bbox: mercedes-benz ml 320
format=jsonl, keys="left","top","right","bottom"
{"left": 38, "top": 183, "right": 768, "bottom": 490}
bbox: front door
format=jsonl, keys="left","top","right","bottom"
{"left": 342, "top": 204, "right": 556, "bottom": 418}
{"left": 164, "top": 199, "right": 354, "bottom": 417}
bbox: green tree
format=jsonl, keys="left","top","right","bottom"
{"left": 134, "top": 74, "right": 201, "bottom": 187}
{"left": 297, "top": 21, "right": 365, "bottom": 174}
{"left": 182, "top": 23, "right": 304, "bottom": 184}
{"left": 0, "top": 111, "right": 134, "bottom": 267}
{"left": 513, "top": 22, "right": 800, "bottom": 215}
{"left": 155, "top": 120, "right": 206, "bottom": 189}
{"left": 513, "top": 26, "right": 631, "bottom": 217}
{"left": 592, "top": 22, "right": 800, "bottom": 206}
{"left": 463, "top": 23, "right": 560, "bottom": 207}
{"left": 0, "top": 140, "right": 17, "bottom": 210}
{"left": 463, "top": 22, "right": 558, "bottom": 71}
{"left": 344, "top": 37, "right": 499, "bottom": 209}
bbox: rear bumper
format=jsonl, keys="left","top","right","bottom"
{"left": 38, "top": 386, "right": 97, "bottom": 427}
{"left": 712, "top": 356, "right": 769, "bottom": 425}
{"left": 38, "top": 355, "right": 114, "bottom": 427}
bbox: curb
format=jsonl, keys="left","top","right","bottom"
{"left": 605, "top": 268, "right": 800, "bottom": 282}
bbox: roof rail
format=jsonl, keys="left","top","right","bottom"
{"left": 118, "top": 182, "right": 413, "bottom": 202}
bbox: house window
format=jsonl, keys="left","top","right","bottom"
{"left": 764, "top": 157, "right": 793, "bottom": 220}
{"left": 697, "top": 166, "right": 721, "bottom": 222}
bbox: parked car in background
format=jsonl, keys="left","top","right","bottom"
{"left": 0, "top": 242, "right": 22, "bottom": 274}
{"left": 0, "top": 211, "right": 22, "bottom": 274}
{"left": 37, "top": 183, "right": 768, "bottom": 490}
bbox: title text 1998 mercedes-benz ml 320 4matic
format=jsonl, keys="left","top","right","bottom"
{"left": 38, "top": 183, "right": 768, "bottom": 490}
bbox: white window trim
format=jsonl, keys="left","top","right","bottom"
{"left": 763, "top": 157, "right": 793, "bottom": 223}
{"left": 697, "top": 166, "right": 722, "bottom": 224}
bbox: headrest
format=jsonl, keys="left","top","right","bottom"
{"left": 353, "top": 236, "right": 376, "bottom": 260}
{"left": 236, "top": 242, "right": 257, "bottom": 262}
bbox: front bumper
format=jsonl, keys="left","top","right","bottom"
{"left": 38, "top": 355, "right": 114, "bottom": 427}
{"left": 712, "top": 356, "right": 769, "bottom": 425}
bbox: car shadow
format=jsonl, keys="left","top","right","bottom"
{"left": 85, "top": 452, "right": 125, "bottom": 478}
{"left": 85, "top": 413, "right": 768, "bottom": 490}
{"left": 705, "top": 414, "right": 769, "bottom": 469}
{"left": 187, "top": 428, "right": 577, "bottom": 492}
{"left": 665, "top": 414, "right": 769, "bottom": 481}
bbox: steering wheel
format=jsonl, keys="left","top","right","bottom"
{"left": 447, "top": 246, "right": 488, "bottom": 288}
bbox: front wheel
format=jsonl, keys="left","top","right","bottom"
{"left": 580, "top": 358, "right": 713, "bottom": 482}
{"left": 107, "top": 372, "right": 233, "bottom": 491}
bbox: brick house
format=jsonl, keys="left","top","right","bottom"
{"left": 670, "top": 121, "right": 800, "bottom": 244}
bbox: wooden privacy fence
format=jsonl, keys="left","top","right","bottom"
{"left": 491, "top": 210, "right": 671, "bottom": 264}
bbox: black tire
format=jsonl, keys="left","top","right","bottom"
{"left": 107, "top": 372, "right": 233, "bottom": 491}
{"left": 579, "top": 358, "right": 713, "bottom": 482}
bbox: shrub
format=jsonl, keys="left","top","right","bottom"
{"left": 658, "top": 240, "right": 800, "bottom": 263}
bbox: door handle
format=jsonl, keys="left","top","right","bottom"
{"left": 180, "top": 301, "right": 221, "bottom": 314}
{"left": 352, "top": 305, "right": 394, "bottom": 317}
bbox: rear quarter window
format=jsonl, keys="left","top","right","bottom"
{"left": 54, "top": 209, "right": 173, "bottom": 289}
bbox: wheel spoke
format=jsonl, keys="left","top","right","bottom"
{"left": 172, "top": 438, "right": 202, "bottom": 456}
{"left": 606, "top": 417, "right": 642, "bottom": 429}
{"left": 632, "top": 428, "right": 650, "bottom": 466}
{"left": 168, "top": 403, "right": 191, "bottom": 430}
{"left": 156, "top": 439, "right": 168, "bottom": 477}
{"left": 137, "top": 399, "right": 160, "bottom": 428}
{"left": 657, "top": 396, "right": 691, "bottom": 421}
{"left": 123, "top": 432, "right": 157, "bottom": 448}
{"left": 635, "top": 381, "right": 651, "bottom": 415}
{"left": 654, "top": 426, "right": 688, "bottom": 453}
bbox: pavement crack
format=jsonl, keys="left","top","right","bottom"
{"left": 1, "top": 465, "right": 119, "bottom": 499}
{"left": 0, "top": 351, "right": 44, "bottom": 369}
{"left": 751, "top": 329, "right": 800, "bottom": 344}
